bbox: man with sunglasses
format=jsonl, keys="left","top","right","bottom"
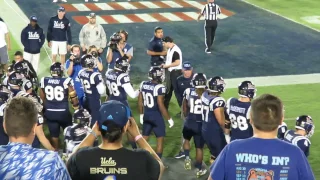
{"left": 47, "top": 6, "right": 72, "bottom": 67}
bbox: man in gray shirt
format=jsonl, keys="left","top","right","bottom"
{"left": 79, "top": 13, "right": 106, "bottom": 56}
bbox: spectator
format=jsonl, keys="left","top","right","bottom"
{"left": 161, "top": 36, "right": 183, "bottom": 110}
{"left": 147, "top": 27, "right": 167, "bottom": 67}
{"left": 47, "top": 6, "right": 72, "bottom": 66}
{"left": 106, "top": 30, "right": 133, "bottom": 72}
{"left": 79, "top": 13, "right": 106, "bottom": 56}
{"left": 0, "top": 18, "right": 11, "bottom": 78}
{"left": 21, "top": 15, "right": 45, "bottom": 73}
{"left": 65, "top": 44, "right": 84, "bottom": 107}
{"left": 67, "top": 100, "right": 164, "bottom": 180}
{"left": 0, "top": 96, "right": 71, "bottom": 179}
{"left": 87, "top": 45, "right": 103, "bottom": 72}
{"left": 209, "top": 94, "right": 315, "bottom": 180}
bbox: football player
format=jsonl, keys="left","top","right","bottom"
{"left": 0, "top": 85, "right": 9, "bottom": 145}
{"left": 182, "top": 73, "right": 207, "bottom": 177}
{"left": 225, "top": 81, "right": 257, "bottom": 143}
{"left": 201, "top": 76, "right": 227, "bottom": 163}
{"left": 78, "top": 54, "right": 105, "bottom": 127}
{"left": 63, "top": 109, "right": 92, "bottom": 161}
{"left": 13, "top": 61, "right": 34, "bottom": 94}
{"left": 138, "top": 67, "right": 174, "bottom": 158}
{"left": 106, "top": 57, "right": 139, "bottom": 149}
{"left": 8, "top": 71, "right": 54, "bottom": 150}
{"left": 39, "top": 62, "right": 79, "bottom": 150}
{"left": 278, "top": 121, "right": 288, "bottom": 140}
{"left": 284, "top": 115, "right": 314, "bottom": 157}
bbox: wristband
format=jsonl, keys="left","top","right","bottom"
{"left": 134, "top": 134, "right": 143, "bottom": 142}
{"left": 90, "top": 130, "right": 97, "bottom": 139}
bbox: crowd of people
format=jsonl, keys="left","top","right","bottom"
{"left": 0, "top": 2, "right": 316, "bottom": 180}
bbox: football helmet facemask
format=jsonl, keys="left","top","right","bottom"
{"left": 238, "top": 81, "right": 257, "bottom": 99}
{"left": 148, "top": 66, "right": 164, "bottom": 83}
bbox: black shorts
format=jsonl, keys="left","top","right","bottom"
{"left": 183, "top": 126, "right": 205, "bottom": 148}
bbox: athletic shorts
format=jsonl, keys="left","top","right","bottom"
{"left": 142, "top": 111, "right": 165, "bottom": 137}
{"left": 0, "top": 45, "right": 9, "bottom": 64}
{"left": 202, "top": 129, "right": 227, "bottom": 157}
{"left": 45, "top": 111, "right": 72, "bottom": 138}
{"left": 51, "top": 41, "right": 67, "bottom": 55}
{"left": 183, "top": 123, "right": 205, "bottom": 148}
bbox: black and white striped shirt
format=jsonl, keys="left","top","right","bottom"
{"left": 201, "top": 3, "right": 221, "bottom": 21}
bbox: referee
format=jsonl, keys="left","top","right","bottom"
{"left": 197, "top": 0, "right": 221, "bottom": 54}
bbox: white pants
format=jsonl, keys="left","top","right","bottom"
{"left": 23, "top": 52, "right": 40, "bottom": 73}
{"left": 51, "top": 41, "right": 67, "bottom": 55}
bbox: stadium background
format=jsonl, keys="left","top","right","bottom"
{"left": 1, "top": 0, "right": 320, "bottom": 179}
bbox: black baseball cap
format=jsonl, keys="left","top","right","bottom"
{"left": 89, "top": 12, "right": 96, "bottom": 18}
{"left": 162, "top": 36, "right": 173, "bottom": 43}
{"left": 30, "top": 15, "right": 37, "bottom": 22}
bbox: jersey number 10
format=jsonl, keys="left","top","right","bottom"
{"left": 142, "top": 92, "right": 154, "bottom": 108}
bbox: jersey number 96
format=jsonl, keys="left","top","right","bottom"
{"left": 45, "top": 86, "right": 64, "bottom": 101}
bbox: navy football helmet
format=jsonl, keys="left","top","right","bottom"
{"left": 73, "top": 109, "right": 91, "bottom": 126}
{"left": 191, "top": 73, "right": 207, "bottom": 88}
{"left": 207, "top": 76, "right": 226, "bottom": 93}
{"left": 0, "top": 85, "right": 9, "bottom": 103}
{"left": 81, "top": 54, "right": 95, "bottom": 69}
{"left": 238, "top": 81, "right": 257, "bottom": 98}
{"left": 13, "top": 61, "right": 29, "bottom": 77}
{"left": 295, "top": 115, "right": 315, "bottom": 138}
{"left": 8, "top": 71, "right": 24, "bottom": 87}
{"left": 114, "top": 57, "right": 130, "bottom": 73}
{"left": 50, "top": 62, "right": 64, "bottom": 77}
{"left": 148, "top": 66, "right": 164, "bottom": 83}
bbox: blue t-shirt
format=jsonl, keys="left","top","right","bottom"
{"left": 210, "top": 137, "right": 315, "bottom": 180}
{"left": 65, "top": 59, "right": 84, "bottom": 98}
{"left": 0, "top": 142, "right": 71, "bottom": 179}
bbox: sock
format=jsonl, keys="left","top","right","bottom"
{"left": 184, "top": 150, "right": 190, "bottom": 157}
{"left": 130, "top": 141, "right": 137, "bottom": 149}
{"left": 157, "top": 153, "right": 162, "bottom": 158}
{"left": 195, "top": 162, "right": 202, "bottom": 170}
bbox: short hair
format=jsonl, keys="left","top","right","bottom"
{"left": 14, "top": 51, "right": 23, "bottom": 57}
{"left": 154, "top": 26, "right": 162, "bottom": 33}
{"left": 251, "top": 94, "right": 283, "bottom": 132}
{"left": 4, "top": 97, "right": 38, "bottom": 138}
{"left": 70, "top": 44, "right": 81, "bottom": 52}
{"left": 118, "top": 29, "right": 128, "bottom": 41}
{"left": 88, "top": 45, "right": 97, "bottom": 52}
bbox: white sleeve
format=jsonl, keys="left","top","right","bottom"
{"left": 123, "top": 83, "right": 139, "bottom": 99}
{"left": 96, "top": 82, "right": 106, "bottom": 95}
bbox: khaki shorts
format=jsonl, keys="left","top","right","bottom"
{"left": 0, "top": 45, "right": 9, "bottom": 64}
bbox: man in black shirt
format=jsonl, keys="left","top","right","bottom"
{"left": 147, "top": 27, "right": 167, "bottom": 67}
{"left": 67, "top": 100, "right": 164, "bottom": 180}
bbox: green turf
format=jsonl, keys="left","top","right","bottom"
{"left": 125, "top": 83, "right": 320, "bottom": 178}
{"left": 245, "top": 0, "right": 320, "bottom": 30}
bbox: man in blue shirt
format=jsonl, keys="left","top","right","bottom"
{"left": 147, "top": 27, "right": 167, "bottom": 67}
{"left": 0, "top": 96, "right": 70, "bottom": 179}
{"left": 66, "top": 44, "right": 84, "bottom": 107}
{"left": 209, "top": 94, "right": 315, "bottom": 180}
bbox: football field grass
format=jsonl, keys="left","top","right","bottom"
{"left": 126, "top": 83, "right": 320, "bottom": 178}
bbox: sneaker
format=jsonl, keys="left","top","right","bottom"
{"left": 61, "top": 0, "right": 67, "bottom": 2}
{"left": 53, "top": 0, "right": 58, "bottom": 2}
{"left": 174, "top": 151, "right": 185, "bottom": 159}
{"left": 93, "top": 0, "right": 98, "bottom": 1}
{"left": 184, "top": 158, "right": 192, "bottom": 170}
{"left": 196, "top": 169, "right": 207, "bottom": 178}
{"left": 85, "top": 0, "right": 88, "bottom": 2}
{"left": 205, "top": 48, "right": 211, "bottom": 54}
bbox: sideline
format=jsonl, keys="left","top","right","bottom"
{"left": 1, "top": 0, "right": 52, "bottom": 76}
{"left": 242, "top": 0, "right": 320, "bottom": 33}
{"left": 1, "top": 0, "right": 320, "bottom": 88}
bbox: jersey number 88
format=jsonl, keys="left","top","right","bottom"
{"left": 229, "top": 113, "right": 248, "bottom": 131}
{"left": 106, "top": 81, "right": 120, "bottom": 96}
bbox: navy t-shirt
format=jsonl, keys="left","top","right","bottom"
{"left": 210, "top": 137, "right": 315, "bottom": 180}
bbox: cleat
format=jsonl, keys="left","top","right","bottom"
{"left": 184, "top": 158, "right": 192, "bottom": 170}
{"left": 205, "top": 48, "right": 211, "bottom": 54}
{"left": 196, "top": 169, "right": 207, "bottom": 178}
{"left": 174, "top": 151, "right": 185, "bottom": 159}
